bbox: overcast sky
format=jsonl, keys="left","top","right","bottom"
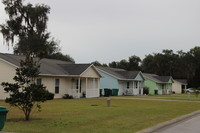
{"left": 0, "top": 0, "right": 200, "bottom": 63}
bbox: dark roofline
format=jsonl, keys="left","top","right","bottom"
{"left": 143, "top": 73, "right": 173, "bottom": 83}
{"left": 97, "top": 66, "right": 143, "bottom": 80}
{"left": 0, "top": 53, "right": 101, "bottom": 77}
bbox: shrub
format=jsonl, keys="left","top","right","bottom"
{"left": 143, "top": 87, "right": 149, "bottom": 95}
{"left": 63, "top": 94, "right": 73, "bottom": 99}
{"left": 46, "top": 91, "right": 54, "bottom": 100}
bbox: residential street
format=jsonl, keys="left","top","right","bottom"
{"left": 156, "top": 114, "right": 200, "bottom": 133}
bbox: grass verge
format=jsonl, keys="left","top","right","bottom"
{"left": 2, "top": 98, "right": 200, "bottom": 133}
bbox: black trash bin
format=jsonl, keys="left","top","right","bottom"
{"left": 104, "top": 89, "right": 112, "bottom": 97}
{"left": 0, "top": 106, "right": 9, "bottom": 131}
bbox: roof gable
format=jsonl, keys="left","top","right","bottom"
{"left": 81, "top": 65, "right": 102, "bottom": 78}
{"left": 135, "top": 72, "right": 144, "bottom": 81}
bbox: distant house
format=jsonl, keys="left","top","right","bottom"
{"left": 97, "top": 66, "right": 144, "bottom": 96}
{"left": 143, "top": 73, "right": 173, "bottom": 95}
{"left": 0, "top": 53, "right": 102, "bottom": 99}
{"left": 172, "top": 79, "right": 187, "bottom": 94}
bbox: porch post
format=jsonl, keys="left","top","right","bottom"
{"left": 138, "top": 81, "right": 140, "bottom": 95}
{"left": 93, "top": 78, "right": 95, "bottom": 89}
{"left": 86, "top": 78, "right": 88, "bottom": 97}
{"left": 93, "top": 78, "right": 95, "bottom": 97}
{"left": 78, "top": 77, "right": 81, "bottom": 98}
{"left": 98, "top": 78, "right": 100, "bottom": 96}
{"left": 132, "top": 81, "right": 134, "bottom": 95}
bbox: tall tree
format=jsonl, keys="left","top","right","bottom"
{"left": 0, "top": 0, "right": 59, "bottom": 57}
{"left": 1, "top": 52, "right": 49, "bottom": 121}
{"left": 128, "top": 55, "right": 141, "bottom": 71}
{"left": 48, "top": 52, "right": 75, "bottom": 63}
{"left": 109, "top": 61, "right": 118, "bottom": 68}
{"left": 187, "top": 47, "right": 200, "bottom": 87}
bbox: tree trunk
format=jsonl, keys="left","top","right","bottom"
{"left": 24, "top": 109, "right": 31, "bottom": 121}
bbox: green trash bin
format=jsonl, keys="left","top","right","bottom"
{"left": 0, "top": 106, "right": 9, "bottom": 131}
{"left": 104, "top": 89, "right": 112, "bottom": 97}
{"left": 112, "top": 89, "right": 119, "bottom": 96}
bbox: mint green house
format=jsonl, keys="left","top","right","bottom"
{"left": 143, "top": 73, "right": 173, "bottom": 95}
{"left": 97, "top": 66, "right": 144, "bottom": 96}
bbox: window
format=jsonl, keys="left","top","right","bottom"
{"left": 55, "top": 79, "right": 60, "bottom": 94}
{"left": 127, "top": 82, "right": 130, "bottom": 89}
{"left": 36, "top": 78, "right": 42, "bottom": 85}
{"left": 76, "top": 79, "right": 82, "bottom": 92}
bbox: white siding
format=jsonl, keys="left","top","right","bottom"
{"left": 172, "top": 80, "right": 182, "bottom": 94}
{"left": 0, "top": 60, "right": 16, "bottom": 100}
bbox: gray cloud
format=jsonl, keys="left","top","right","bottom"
{"left": 0, "top": 0, "right": 200, "bottom": 63}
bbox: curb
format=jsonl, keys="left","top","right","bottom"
{"left": 136, "top": 110, "right": 200, "bottom": 133}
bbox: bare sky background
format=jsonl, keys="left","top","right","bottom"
{"left": 0, "top": 0, "right": 200, "bottom": 63}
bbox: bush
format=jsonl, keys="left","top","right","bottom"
{"left": 42, "top": 90, "right": 54, "bottom": 100}
{"left": 63, "top": 94, "right": 73, "bottom": 99}
{"left": 143, "top": 87, "right": 149, "bottom": 95}
{"left": 46, "top": 92, "right": 55, "bottom": 100}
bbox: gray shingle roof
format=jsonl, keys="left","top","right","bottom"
{"left": 143, "top": 73, "right": 173, "bottom": 83}
{"left": 0, "top": 53, "right": 92, "bottom": 76}
{"left": 175, "top": 79, "right": 187, "bottom": 85}
{"left": 58, "top": 64, "right": 91, "bottom": 75}
{"left": 97, "top": 66, "right": 141, "bottom": 80}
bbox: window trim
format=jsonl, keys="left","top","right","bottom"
{"left": 55, "top": 79, "right": 60, "bottom": 94}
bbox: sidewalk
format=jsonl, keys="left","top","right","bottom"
{"left": 157, "top": 114, "right": 200, "bottom": 133}
{"left": 137, "top": 110, "right": 200, "bottom": 133}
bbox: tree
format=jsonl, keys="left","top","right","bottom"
{"left": 141, "top": 54, "right": 156, "bottom": 73}
{"left": 48, "top": 52, "right": 75, "bottom": 63}
{"left": 109, "top": 61, "right": 118, "bottom": 68}
{"left": 91, "top": 61, "right": 102, "bottom": 66}
{"left": 187, "top": 47, "right": 200, "bottom": 87}
{"left": 128, "top": 55, "right": 141, "bottom": 71}
{"left": 1, "top": 52, "right": 49, "bottom": 121}
{"left": 118, "top": 59, "right": 129, "bottom": 70}
{"left": 0, "top": 0, "right": 59, "bottom": 57}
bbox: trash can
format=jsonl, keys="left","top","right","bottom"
{"left": 100, "top": 89, "right": 103, "bottom": 96}
{"left": 104, "top": 89, "right": 112, "bottom": 97}
{"left": 112, "top": 89, "right": 119, "bottom": 96}
{"left": 0, "top": 106, "right": 9, "bottom": 131}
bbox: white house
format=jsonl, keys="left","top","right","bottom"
{"left": 172, "top": 79, "right": 187, "bottom": 94}
{"left": 0, "top": 53, "right": 102, "bottom": 99}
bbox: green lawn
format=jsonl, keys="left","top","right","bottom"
{"left": 2, "top": 98, "right": 200, "bottom": 133}
{"left": 118, "top": 93, "right": 200, "bottom": 101}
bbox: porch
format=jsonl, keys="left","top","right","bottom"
{"left": 119, "top": 80, "right": 144, "bottom": 95}
{"left": 158, "top": 83, "right": 172, "bottom": 95}
{"left": 68, "top": 77, "right": 100, "bottom": 98}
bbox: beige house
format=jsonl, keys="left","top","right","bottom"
{"left": 0, "top": 53, "right": 102, "bottom": 99}
{"left": 172, "top": 79, "right": 187, "bottom": 94}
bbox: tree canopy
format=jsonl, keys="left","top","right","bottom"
{"left": 141, "top": 47, "right": 200, "bottom": 88}
{"left": 108, "top": 55, "right": 141, "bottom": 71}
{"left": 0, "top": 0, "right": 75, "bottom": 62}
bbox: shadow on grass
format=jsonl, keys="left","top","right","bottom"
{"left": 7, "top": 117, "right": 43, "bottom": 122}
